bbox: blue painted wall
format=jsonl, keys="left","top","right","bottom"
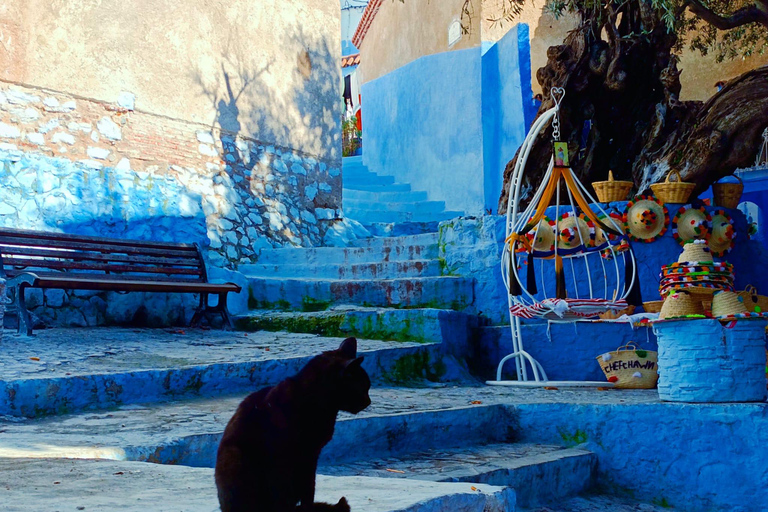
{"left": 482, "top": 24, "right": 534, "bottom": 214}
{"left": 361, "top": 24, "right": 532, "bottom": 216}
{"left": 362, "top": 47, "right": 485, "bottom": 215}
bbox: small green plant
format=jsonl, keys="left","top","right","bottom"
{"left": 559, "top": 427, "right": 589, "bottom": 447}
{"left": 342, "top": 108, "right": 361, "bottom": 157}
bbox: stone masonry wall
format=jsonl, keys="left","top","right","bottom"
{"left": 0, "top": 80, "right": 342, "bottom": 328}
{"left": 0, "top": 80, "right": 342, "bottom": 264}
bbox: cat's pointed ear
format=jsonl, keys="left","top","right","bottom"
{"left": 338, "top": 337, "right": 357, "bottom": 359}
{"left": 344, "top": 356, "right": 364, "bottom": 371}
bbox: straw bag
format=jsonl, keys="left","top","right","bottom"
{"left": 651, "top": 170, "right": 696, "bottom": 204}
{"left": 713, "top": 176, "right": 744, "bottom": 209}
{"left": 593, "top": 170, "right": 633, "bottom": 203}
{"left": 642, "top": 300, "right": 663, "bottom": 313}
{"left": 738, "top": 285, "right": 768, "bottom": 313}
{"left": 598, "top": 304, "right": 636, "bottom": 320}
{"left": 597, "top": 343, "right": 658, "bottom": 389}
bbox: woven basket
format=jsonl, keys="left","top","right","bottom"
{"left": 599, "top": 305, "right": 636, "bottom": 320}
{"left": 651, "top": 170, "right": 696, "bottom": 204}
{"left": 713, "top": 176, "right": 744, "bottom": 209}
{"left": 712, "top": 290, "right": 749, "bottom": 317}
{"left": 660, "top": 291, "right": 705, "bottom": 319}
{"left": 597, "top": 343, "right": 658, "bottom": 389}
{"left": 593, "top": 170, "right": 633, "bottom": 203}
{"left": 677, "top": 240, "right": 713, "bottom": 264}
{"left": 642, "top": 300, "right": 664, "bottom": 313}
{"left": 738, "top": 284, "right": 768, "bottom": 313}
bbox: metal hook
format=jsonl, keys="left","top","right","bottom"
{"left": 551, "top": 87, "right": 566, "bottom": 109}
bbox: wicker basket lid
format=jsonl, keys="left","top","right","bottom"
{"left": 659, "top": 291, "right": 705, "bottom": 319}
{"left": 677, "top": 240, "right": 713, "bottom": 264}
{"left": 711, "top": 290, "right": 749, "bottom": 318}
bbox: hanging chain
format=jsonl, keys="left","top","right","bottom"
{"left": 551, "top": 87, "right": 565, "bottom": 142}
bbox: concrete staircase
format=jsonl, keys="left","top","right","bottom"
{"left": 342, "top": 156, "right": 463, "bottom": 235}
{"left": 0, "top": 327, "right": 676, "bottom": 511}
{"left": 237, "top": 232, "right": 478, "bottom": 351}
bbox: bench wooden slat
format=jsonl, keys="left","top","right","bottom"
{"left": 0, "top": 246, "right": 201, "bottom": 267}
{"left": 2, "top": 257, "right": 203, "bottom": 276}
{"left": 28, "top": 275, "right": 240, "bottom": 293}
{"left": 5, "top": 270, "right": 204, "bottom": 283}
{"left": 0, "top": 227, "right": 197, "bottom": 250}
{"left": 0, "top": 236, "right": 198, "bottom": 258}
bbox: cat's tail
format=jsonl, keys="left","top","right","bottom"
{"left": 305, "top": 497, "right": 350, "bottom": 512}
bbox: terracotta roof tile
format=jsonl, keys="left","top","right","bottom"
{"left": 352, "top": 0, "right": 382, "bottom": 48}
{"left": 341, "top": 54, "right": 361, "bottom": 68}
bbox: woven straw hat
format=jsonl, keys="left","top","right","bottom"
{"left": 707, "top": 209, "right": 736, "bottom": 257}
{"left": 593, "top": 212, "right": 625, "bottom": 247}
{"left": 624, "top": 196, "right": 668, "bottom": 242}
{"left": 557, "top": 213, "right": 592, "bottom": 249}
{"left": 671, "top": 205, "right": 710, "bottom": 246}
{"left": 529, "top": 217, "right": 556, "bottom": 252}
{"left": 677, "top": 240, "right": 713, "bottom": 264}
{"left": 659, "top": 291, "right": 705, "bottom": 319}
{"left": 711, "top": 290, "right": 749, "bottom": 318}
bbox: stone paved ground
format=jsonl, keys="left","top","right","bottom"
{"left": 0, "top": 458, "right": 514, "bottom": 512}
{"left": 0, "top": 327, "right": 428, "bottom": 380}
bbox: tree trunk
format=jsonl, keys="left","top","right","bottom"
{"left": 498, "top": 1, "right": 768, "bottom": 214}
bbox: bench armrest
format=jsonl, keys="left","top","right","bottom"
{"left": 7, "top": 272, "right": 40, "bottom": 288}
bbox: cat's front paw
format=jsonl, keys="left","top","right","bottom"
{"left": 334, "top": 497, "right": 350, "bottom": 512}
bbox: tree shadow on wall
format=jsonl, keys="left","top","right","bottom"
{"left": 188, "top": 24, "right": 342, "bottom": 251}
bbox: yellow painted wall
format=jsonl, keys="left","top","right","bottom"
{"left": 358, "top": 0, "right": 481, "bottom": 83}
{"left": 358, "top": 0, "right": 767, "bottom": 101}
{"left": 0, "top": 0, "right": 341, "bottom": 158}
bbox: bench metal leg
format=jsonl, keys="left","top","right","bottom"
{"left": 17, "top": 284, "right": 34, "bottom": 336}
{"left": 190, "top": 292, "right": 234, "bottom": 330}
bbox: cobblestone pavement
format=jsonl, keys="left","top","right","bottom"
{"left": 0, "top": 327, "right": 427, "bottom": 380}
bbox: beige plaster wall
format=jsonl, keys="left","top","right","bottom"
{"left": 481, "top": 2, "right": 768, "bottom": 102}
{"left": 0, "top": 0, "right": 341, "bottom": 160}
{"left": 358, "top": 0, "right": 481, "bottom": 83}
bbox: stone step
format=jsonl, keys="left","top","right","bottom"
{"left": 235, "top": 307, "right": 479, "bottom": 345}
{"left": 247, "top": 276, "right": 474, "bottom": 310}
{"left": 0, "top": 390, "right": 514, "bottom": 468}
{"left": 519, "top": 492, "right": 675, "bottom": 512}
{"left": 0, "top": 459, "right": 515, "bottom": 512}
{"left": 345, "top": 208, "right": 463, "bottom": 224}
{"left": 0, "top": 327, "right": 447, "bottom": 418}
{"left": 238, "top": 259, "right": 441, "bottom": 280}
{"left": 344, "top": 182, "right": 412, "bottom": 192}
{"left": 364, "top": 221, "right": 441, "bottom": 237}
{"left": 344, "top": 188, "right": 429, "bottom": 203}
{"left": 346, "top": 231, "right": 438, "bottom": 248}
{"left": 344, "top": 198, "right": 448, "bottom": 214}
{"left": 319, "top": 442, "right": 596, "bottom": 508}
{"left": 254, "top": 242, "right": 438, "bottom": 265}
{"left": 344, "top": 174, "right": 396, "bottom": 187}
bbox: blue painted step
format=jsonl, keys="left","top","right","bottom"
{"left": 344, "top": 189, "right": 429, "bottom": 202}
{"left": 253, "top": 239, "right": 438, "bottom": 265}
{"left": 363, "top": 221, "right": 441, "bottom": 237}
{"left": 320, "top": 442, "right": 596, "bottom": 508}
{"left": 239, "top": 259, "right": 441, "bottom": 279}
{"left": 344, "top": 182, "right": 412, "bottom": 192}
{"left": 0, "top": 338, "right": 443, "bottom": 418}
{"left": 344, "top": 199, "right": 447, "bottom": 214}
{"left": 247, "top": 276, "right": 474, "bottom": 310}
{"left": 344, "top": 208, "right": 463, "bottom": 224}
{"left": 236, "top": 306, "right": 479, "bottom": 345}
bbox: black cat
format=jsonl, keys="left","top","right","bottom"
{"left": 215, "top": 337, "right": 371, "bottom": 512}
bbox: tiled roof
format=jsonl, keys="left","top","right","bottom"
{"left": 352, "top": 0, "right": 382, "bottom": 48}
{"left": 342, "top": 53, "right": 361, "bottom": 68}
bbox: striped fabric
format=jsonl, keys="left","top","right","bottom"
{"left": 510, "top": 298, "right": 628, "bottom": 320}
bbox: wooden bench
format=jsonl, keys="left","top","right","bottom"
{"left": 0, "top": 227, "right": 241, "bottom": 335}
